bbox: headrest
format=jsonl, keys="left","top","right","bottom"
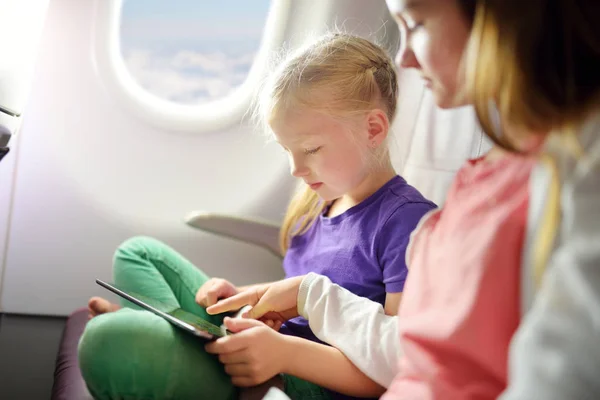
{"left": 390, "top": 69, "right": 492, "bottom": 205}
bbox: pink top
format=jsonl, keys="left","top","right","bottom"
{"left": 383, "top": 152, "right": 537, "bottom": 399}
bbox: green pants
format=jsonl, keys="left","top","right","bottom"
{"left": 78, "top": 236, "right": 331, "bottom": 400}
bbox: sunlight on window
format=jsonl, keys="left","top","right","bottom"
{"left": 120, "top": 0, "right": 271, "bottom": 105}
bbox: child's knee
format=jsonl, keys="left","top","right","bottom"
{"left": 78, "top": 311, "right": 131, "bottom": 373}
{"left": 78, "top": 310, "right": 235, "bottom": 400}
{"left": 114, "top": 235, "right": 162, "bottom": 261}
{"left": 78, "top": 313, "right": 122, "bottom": 396}
{"left": 79, "top": 310, "right": 168, "bottom": 397}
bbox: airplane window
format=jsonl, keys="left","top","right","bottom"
{"left": 120, "top": 0, "right": 271, "bottom": 105}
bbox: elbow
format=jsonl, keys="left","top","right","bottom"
{"left": 352, "top": 382, "right": 386, "bottom": 398}
{"left": 337, "top": 377, "right": 386, "bottom": 398}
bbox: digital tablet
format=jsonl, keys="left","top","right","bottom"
{"left": 96, "top": 279, "right": 228, "bottom": 340}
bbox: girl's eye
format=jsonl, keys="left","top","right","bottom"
{"left": 304, "top": 146, "right": 322, "bottom": 155}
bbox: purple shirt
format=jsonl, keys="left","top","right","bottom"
{"left": 281, "top": 175, "right": 436, "bottom": 343}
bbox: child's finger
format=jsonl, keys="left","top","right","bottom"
{"left": 207, "top": 291, "right": 256, "bottom": 315}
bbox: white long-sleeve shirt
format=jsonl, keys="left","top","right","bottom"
{"left": 298, "top": 272, "right": 401, "bottom": 388}
{"left": 259, "top": 273, "right": 401, "bottom": 400}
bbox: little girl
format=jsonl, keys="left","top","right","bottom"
{"left": 78, "top": 33, "right": 436, "bottom": 400}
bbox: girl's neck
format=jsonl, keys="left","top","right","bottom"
{"left": 495, "top": 118, "right": 548, "bottom": 156}
{"left": 327, "top": 163, "right": 397, "bottom": 218}
{"left": 483, "top": 134, "right": 547, "bottom": 164}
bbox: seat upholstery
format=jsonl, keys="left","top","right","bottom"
{"left": 51, "top": 308, "right": 93, "bottom": 400}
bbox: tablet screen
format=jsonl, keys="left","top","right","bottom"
{"left": 96, "top": 279, "right": 227, "bottom": 339}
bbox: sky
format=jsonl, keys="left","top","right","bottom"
{"left": 120, "top": 0, "right": 271, "bottom": 104}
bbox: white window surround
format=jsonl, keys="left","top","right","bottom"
{"left": 91, "top": 0, "right": 291, "bottom": 134}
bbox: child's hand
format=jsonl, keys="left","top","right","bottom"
{"left": 205, "top": 317, "right": 292, "bottom": 387}
{"left": 195, "top": 278, "right": 239, "bottom": 307}
{"left": 261, "top": 318, "right": 284, "bottom": 332}
{"left": 206, "top": 276, "right": 304, "bottom": 322}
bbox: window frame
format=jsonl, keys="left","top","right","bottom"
{"left": 92, "top": 0, "right": 290, "bottom": 133}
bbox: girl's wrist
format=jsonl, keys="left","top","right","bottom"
{"left": 279, "top": 335, "right": 302, "bottom": 375}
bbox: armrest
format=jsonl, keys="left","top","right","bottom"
{"left": 185, "top": 211, "right": 282, "bottom": 259}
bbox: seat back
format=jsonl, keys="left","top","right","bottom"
{"left": 390, "top": 69, "right": 492, "bottom": 206}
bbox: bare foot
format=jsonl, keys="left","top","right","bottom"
{"left": 88, "top": 296, "right": 121, "bottom": 319}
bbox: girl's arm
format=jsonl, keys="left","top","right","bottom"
{"left": 207, "top": 273, "right": 402, "bottom": 387}
{"left": 299, "top": 273, "right": 401, "bottom": 387}
{"left": 384, "top": 292, "right": 403, "bottom": 315}
{"left": 283, "top": 336, "right": 386, "bottom": 397}
{"left": 205, "top": 317, "right": 385, "bottom": 397}
{"left": 237, "top": 281, "right": 274, "bottom": 292}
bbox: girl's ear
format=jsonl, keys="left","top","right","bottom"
{"left": 366, "top": 109, "right": 390, "bottom": 148}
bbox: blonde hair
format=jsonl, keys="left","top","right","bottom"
{"left": 463, "top": 0, "right": 600, "bottom": 150}
{"left": 256, "top": 33, "right": 398, "bottom": 254}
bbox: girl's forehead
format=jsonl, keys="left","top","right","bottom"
{"left": 273, "top": 107, "right": 331, "bottom": 127}
{"left": 270, "top": 109, "right": 347, "bottom": 140}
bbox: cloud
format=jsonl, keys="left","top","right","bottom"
{"left": 171, "top": 50, "right": 254, "bottom": 73}
{"left": 123, "top": 48, "right": 256, "bottom": 104}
